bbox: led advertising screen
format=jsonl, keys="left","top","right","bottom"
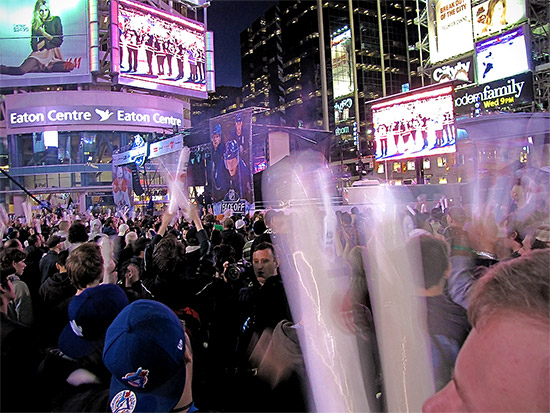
{"left": 472, "top": 0, "right": 527, "bottom": 40}
{"left": 331, "top": 28, "right": 354, "bottom": 100}
{"left": 207, "top": 110, "right": 254, "bottom": 214}
{"left": 432, "top": 54, "right": 475, "bottom": 83}
{"left": 372, "top": 85, "right": 457, "bottom": 162}
{"left": 454, "top": 71, "right": 533, "bottom": 116}
{"left": 116, "top": 0, "right": 207, "bottom": 98}
{"left": 475, "top": 25, "right": 530, "bottom": 84}
{"left": 427, "top": 0, "right": 474, "bottom": 64}
{"left": 0, "top": 0, "right": 90, "bottom": 87}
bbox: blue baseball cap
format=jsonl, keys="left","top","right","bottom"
{"left": 224, "top": 139, "right": 240, "bottom": 160}
{"left": 103, "top": 300, "right": 186, "bottom": 413}
{"left": 59, "top": 284, "right": 129, "bottom": 359}
{"left": 235, "top": 113, "right": 243, "bottom": 122}
{"left": 212, "top": 124, "right": 221, "bottom": 135}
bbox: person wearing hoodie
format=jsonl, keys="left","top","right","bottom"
{"left": 221, "top": 217, "right": 245, "bottom": 260}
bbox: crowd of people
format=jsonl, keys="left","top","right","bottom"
{"left": 0, "top": 181, "right": 548, "bottom": 412}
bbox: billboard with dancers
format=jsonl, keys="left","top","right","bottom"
{"left": 371, "top": 85, "right": 457, "bottom": 162}
{"left": 116, "top": 0, "right": 207, "bottom": 98}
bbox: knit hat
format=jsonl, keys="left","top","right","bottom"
{"left": 235, "top": 219, "right": 246, "bottom": 230}
{"left": 103, "top": 300, "right": 186, "bottom": 413}
{"left": 59, "top": 284, "right": 129, "bottom": 359}
{"left": 118, "top": 223, "right": 129, "bottom": 237}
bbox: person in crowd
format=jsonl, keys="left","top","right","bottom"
{"left": 113, "top": 222, "right": 129, "bottom": 262}
{"left": 221, "top": 217, "right": 246, "bottom": 260}
{"left": 21, "top": 233, "right": 45, "bottom": 306}
{"left": 408, "top": 233, "right": 470, "bottom": 391}
{"left": 38, "top": 249, "right": 74, "bottom": 346}
{"left": 0, "top": 267, "right": 41, "bottom": 412}
{"left": 103, "top": 299, "right": 195, "bottom": 412}
{"left": 102, "top": 217, "right": 118, "bottom": 237}
{"left": 423, "top": 249, "right": 549, "bottom": 412}
{"left": 118, "top": 257, "right": 153, "bottom": 302}
{"left": 0, "top": 248, "right": 34, "bottom": 326}
{"left": 39, "top": 234, "right": 66, "bottom": 284}
{"left": 68, "top": 222, "right": 89, "bottom": 252}
{"left": 243, "top": 219, "right": 267, "bottom": 262}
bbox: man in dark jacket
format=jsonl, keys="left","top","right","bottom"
{"left": 221, "top": 218, "right": 245, "bottom": 260}
{"left": 39, "top": 235, "right": 66, "bottom": 285}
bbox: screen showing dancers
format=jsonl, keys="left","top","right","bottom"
{"left": 372, "top": 85, "right": 457, "bottom": 162}
{"left": 117, "top": 0, "right": 207, "bottom": 98}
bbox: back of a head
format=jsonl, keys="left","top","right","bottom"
{"left": 0, "top": 248, "right": 26, "bottom": 267}
{"left": 223, "top": 218, "right": 234, "bottom": 230}
{"left": 153, "top": 234, "right": 186, "bottom": 278}
{"left": 253, "top": 219, "right": 267, "bottom": 236}
{"left": 68, "top": 222, "right": 89, "bottom": 243}
{"left": 125, "top": 231, "right": 138, "bottom": 245}
{"left": 66, "top": 243, "right": 104, "bottom": 290}
{"left": 468, "top": 249, "right": 549, "bottom": 328}
{"left": 58, "top": 220, "right": 70, "bottom": 232}
{"left": 408, "top": 234, "right": 450, "bottom": 289}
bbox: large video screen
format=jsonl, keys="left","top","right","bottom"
{"left": 427, "top": 0, "right": 474, "bottom": 64}
{"left": 116, "top": 0, "right": 207, "bottom": 98}
{"left": 475, "top": 25, "right": 530, "bottom": 84}
{"left": 0, "top": 0, "right": 90, "bottom": 87}
{"left": 330, "top": 28, "right": 354, "bottom": 99}
{"left": 472, "top": 0, "right": 527, "bottom": 40}
{"left": 207, "top": 110, "right": 254, "bottom": 214}
{"left": 372, "top": 85, "right": 457, "bottom": 162}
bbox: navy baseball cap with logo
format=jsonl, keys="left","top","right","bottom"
{"left": 235, "top": 113, "right": 243, "bottom": 122}
{"left": 212, "top": 123, "right": 221, "bottom": 135}
{"left": 58, "top": 283, "right": 129, "bottom": 359}
{"left": 103, "top": 300, "right": 186, "bottom": 413}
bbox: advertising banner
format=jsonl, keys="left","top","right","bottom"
{"left": 454, "top": 71, "right": 533, "bottom": 116}
{"left": 116, "top": 0, "right": 207, "bottom": 99}
{"left": 330, "top": 28, "right": 354, "bottom": 100}
{"left": 432, "top": 54, "right": 475, "bottom": 83}
{"left": 7, "top": 104, "right": 183, "bottom": 130}
{"left": 371, "top": 85, "right": 457, "bottom": 162}
{"left": 112, "top": 164, "right": 134, "bottom": 215}
{"left": 427, "top": 0, "right": 474, "bottom": 64}
{"left": 149, "top": 135, "right": 184, "bottom": 159}
{"left": 472, "top": 0, "right": 527, "bottom": 40}
{"left": 0, "top": 0, "right": 90, "bottom": 87}
{"left": 475, "top": 25, "right": 530, "bottom": 84}
{"left": 207, "top": 110, "right": 254, "bottom": 213}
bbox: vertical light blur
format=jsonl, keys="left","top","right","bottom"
{"left": 262, "top": 151, "right": 434, "bottom": 412}
{"left": 153, "top": 146, "right": 190, "bottom": 215}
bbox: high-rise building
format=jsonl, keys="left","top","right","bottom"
{"left": 240, "top": 0, "right": 425, "bottom": 160}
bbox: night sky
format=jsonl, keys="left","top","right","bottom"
{"left": 207, "top": 0, "right": 278, "bottom": 87}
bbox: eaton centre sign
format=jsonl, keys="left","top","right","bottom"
{"left": 8, "top": 105, "right": 182, "bottom": 129}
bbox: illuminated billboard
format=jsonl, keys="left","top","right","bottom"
{"left": 116, "top": 0, "right": 207, "bottom": 98}
{"left": 330, "top": 28, "right": 354, "bottom": 99}
{"left": 454, "top": 71, "right": 533, "bottom": 116}
{"left": 371, "top": 85, "right": 457, "bottom": 162}
{"left": 432, "top": 55, "right": 475, "bottom": 83}
{"left": 0, "top": 0, "right": 90, "bottom": 87}
{"left": 427, "top": 0, "right": 474, "bottom": 64}
{"left": 207, "top": 110, "right": 254, "bottom": 214}
{"left": 475, "top": 25, "right": 530, "bottom": 84}
{"left": 472, "top": 0, "right": 527, "bottom": 40}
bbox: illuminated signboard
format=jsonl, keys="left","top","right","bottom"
{"left": 116, "top": 0, "right": 207, "bottom": 98}
{"left": 208, "top": 111, "right": 254, "bottom": 211}
{"left": 475, "top": 25, "right": 531, "bottom": 84}
{"left": 334, "top": 97, "right": 354, "bottom": 124}
{"left": 0, "top": 0, "right": 90, "bottom": 87}
{"left": 330, "top": 28, "right": 354, "bottom": 99}
{"left": 472, "top": 0, "right": 527, "bottom": 40}
{"left": 7, "top": 105, "right": 183, "bottom": 129}
{"left": 371, "top": 85, "right": 457, "bottom": 162}
{"left": 432, "top": 55, "right": 475, "bottom": 83}
{"left": 427, "top": 0, "right": 474, "bottom": 64}
{"left": 454, "top": 71, "right": 533, "bottom": 116}
{"left": 149, "top": 135, "right": 184, "bottom": 159}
